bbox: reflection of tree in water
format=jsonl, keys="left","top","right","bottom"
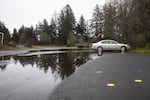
{"left": 55, "top": 52, "right": 90, "bottom": 79}
{"left": 33, "top": 52, "right": 90, "bottom": 79}
{"left": 0, "top": 65, "right": 6, "bottom": 71}
{"left": 37, "top": 54, "right": 56, "bottom": 73}
{"left": 0, "top": 56, "right": 11, "bottom": 71}
{"left": 1, "top": 52, "right": 91, "bottom": 80}
{"left": 13, "top": 56, "right": 36, "bottom": 67}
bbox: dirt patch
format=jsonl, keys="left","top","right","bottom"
{"left": 0, "top": 45, "right": 17, "bottom": 50}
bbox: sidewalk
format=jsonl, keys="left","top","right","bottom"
{"left": 0, "top": 46, "right": 89, "bottom": 57}
{"left": 0, "top": 50, "right": 30, "bottom": 57}
{"left": 0, "top": 45, "right": 31, "bottom": 57}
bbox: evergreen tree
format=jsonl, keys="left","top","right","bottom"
{"left": 92, "top": 4, "right": 104, "bottom": 38}
{"left": 58, "top": 4, "right": 76, "bottom": 45}
{"left": 18, "top": 25, "right": 25, "bottom": 39}
{"left": 103, "top": 2, "right": 117, "bottom": 39}
{"left": 76, "top": 15, "right": 88, "bottom": 42}
{"left": 67, "top": 32, "right": 76, "bottom": 46}
{"left": 42, "top": 19, "right": 49, "bottom": 33}
{"left": 37, "top": 19, "right": 53, "bottom": 44}
{"left": 38, "top": 19, "right": 49, "bottom": 34}
{"left": 19, "top": 26, "right": 36, "bottom": 45}
{"left": 49, "top": 18, "right": 57, "bottom": 42}
{"left": 12, "top": 28, "right": 19, "bottom": 43}
{"left": 40, "top": 32, "right": 51, "bottom": 45}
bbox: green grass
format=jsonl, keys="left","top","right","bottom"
{"left": 130, "top": 48, "right": 150, "bottom": 53}
{"left": 130, "top": 43, "right": 150, "bottom": 53}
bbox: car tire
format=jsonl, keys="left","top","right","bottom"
{"left": 120, "top": 46, "right": 126, "bottom": 52}
{"left": 97, "top": 46, "right": 103, "bottom": 52}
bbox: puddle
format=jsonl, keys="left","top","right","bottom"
{"left": 0, "top": 50, "right": 99, "bottom": 100}
{"left": 0, "top": 60, "right": 11, "bottom": 66}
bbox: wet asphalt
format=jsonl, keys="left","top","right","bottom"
{"left": 48, "top": 53, "right": 150, "bottom": 100}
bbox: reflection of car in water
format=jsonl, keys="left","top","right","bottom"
{"left": 91, "top": 40, "right": 130, "bottom": 52}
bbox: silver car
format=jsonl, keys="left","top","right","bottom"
{"left": 91, "top": 40, "right": 130, "bottom": 52}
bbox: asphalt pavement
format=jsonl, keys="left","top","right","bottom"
{"left": 48, "top": 53, "right": 150, "bottom": 100}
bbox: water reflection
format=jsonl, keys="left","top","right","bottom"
{"left": 0, "top": 64, "right": 6, "bottom": 71}
{"left": 0, "top": 51, "right": 93, "bottom": 80}
{"left": 0, "top": 56, "right": 11, "bottom": 71}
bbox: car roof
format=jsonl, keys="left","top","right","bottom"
{"left": 101, "top": 39, "right": 115, "bottom": 42}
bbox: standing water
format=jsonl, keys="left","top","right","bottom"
{"left": 0, "top": 50, "right": 98, "bottom": 100}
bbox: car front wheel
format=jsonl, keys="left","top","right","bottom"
{"left": 120, "top": 46, "right": 126, "bottom": 52}
{"left": 97, "top": 46, "right": 103, "bottom": 52}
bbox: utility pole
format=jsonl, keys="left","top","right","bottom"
{"left": 0, "top": 32, "right": 4, "bottom": 45}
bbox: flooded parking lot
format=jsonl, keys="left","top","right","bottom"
{"left": 0, "top": 50, "right": 99, "bottom": 100}
{"left": 1, "top": 50, "right": 150, "bottom": 100}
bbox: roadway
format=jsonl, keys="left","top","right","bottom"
{"left": 49, "top": 53, "right": 150, "bottom": 100}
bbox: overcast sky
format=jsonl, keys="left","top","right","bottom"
{"left": 0, "top": 0, "right": 106, "bottom": 32}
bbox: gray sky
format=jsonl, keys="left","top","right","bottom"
{"left": 0, "top": 0, "right": 106, "bottom": 32}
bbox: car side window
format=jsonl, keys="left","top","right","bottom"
{"left": 101, "top": 41, "right": 109, "bottom": 44}
{"left": 110, "top": 41, "right": 118, "bottom": 44}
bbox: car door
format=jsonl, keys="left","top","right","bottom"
{"left": 101, "top": 40, "right": 110, "bottom": 50}
{"left": 109, "top": 40, "right": 120, "bottom": 50}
